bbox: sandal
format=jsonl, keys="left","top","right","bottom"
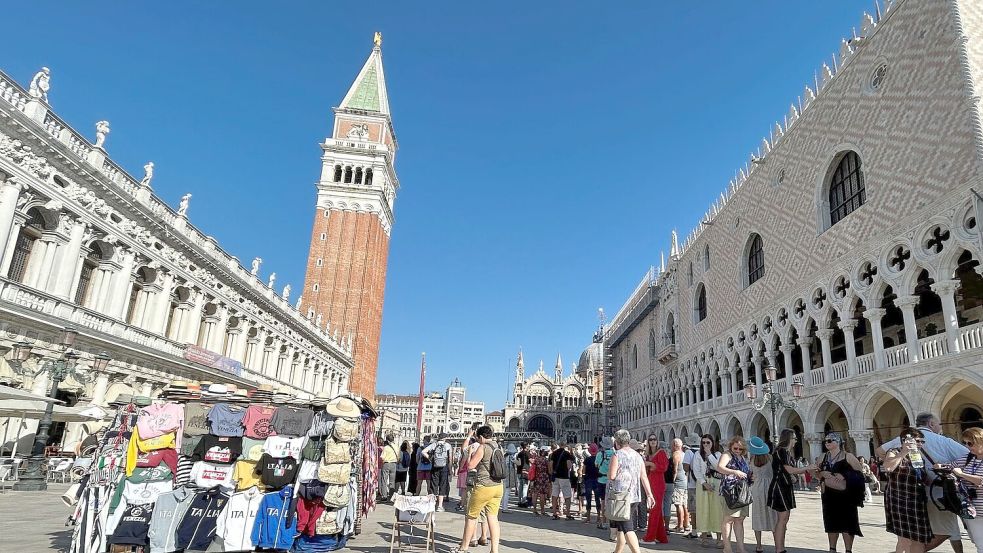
{"left": 477, "top": 538, "right": 488, "bottom": 546}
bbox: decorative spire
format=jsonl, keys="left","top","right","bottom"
{"left": 339, "top": 36, "right": 391, "bottom": 115}
{"left": 669, "top": 230, "right": 679, "bottom": 258}
{"left": 554, "top": 353, "right": 563, "bottom": 382}
{"left": 660, "top": 251, "right": 666, "bottom": 273}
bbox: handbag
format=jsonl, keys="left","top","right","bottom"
{"left": 605, "top": 487, "right": 632, "bottom": 522}
{"left": 721, "top": 478, "right": 753, "bottom": 510}
{"left": 333, "top": 418, "right": 360, "bottom": 442}
{"left": 318, "top": 459, "right": 353, "bottom": 484}
{"left": 322, "top": 483, "right": 352, "bottom": 508}
{"left": 324, "top": 441, "right": 352, "bottom": 464}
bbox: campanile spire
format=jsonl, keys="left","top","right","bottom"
{"left": 301, "top": 35, "right": 400, "bottom": 396}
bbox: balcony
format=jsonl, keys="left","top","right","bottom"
{"left": 657, "top": 343, "right": 678, "bottom": 364}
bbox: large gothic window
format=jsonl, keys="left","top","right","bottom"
{"left": 696, "top": 284, "right": 707, "bottom": 322}
{"left": 747, "top": 234, "right": 764, "bottom": 285}
{"left": 828, "top": 151, "right": 866, "bottom": 226}
{"left": 665, "top": 313, "right": 676, "bottom": 345}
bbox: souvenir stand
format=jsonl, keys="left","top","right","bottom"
{"left": 66, "top": 380, "right": 379, "bottom": 553}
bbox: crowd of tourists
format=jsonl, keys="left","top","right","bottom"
{"left": 372, "top": 412, "right": 983, "bottom": 553}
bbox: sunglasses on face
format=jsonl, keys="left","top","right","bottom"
{"left": 824, "top": 439, "right": 837, "bottom": 443}
{"left": 965, "top": 441, "right": 976, "bottom": 447}
{"left": 733, "top": 448, "right": 745, "bottom": 452}
{"left": 648, "top": 438, "right": 657, "bottom": 442}
{"left": 701, "top": 441, "right": 712, "bottom": 445}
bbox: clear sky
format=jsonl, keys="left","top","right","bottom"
{"left": 3, "top": 1, "right": 874, "bottom": 407}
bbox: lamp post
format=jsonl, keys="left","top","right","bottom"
{"left": 744, "top": 364, "right": 804, "bottom": 446}
{"left": 7, "top": 327, "right": 111, "bottom": 491}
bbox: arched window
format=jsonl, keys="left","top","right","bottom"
{"left": 747, "top": 234, "right": 764, "bottom": 285}
{"left": 333, "top": 165, "right": 342, "bottom": 182}
{"left": 343, "top": 167, "right": 353, "bottom": 183}
{"left": 665, "top": 313, "right": 676, "bottom": 345}
{"left": 828, "top": 151, "right": 865, "bottom": 226}
{"left": 354, "top": 167, "right": 363, "bottom": 185}
{"left": 695, "top": 284, "right": 707, "bottom": 323}
{"left": 632, "top": 344, "right": 638, "bottom": 370}
{"left": 688, "top": 262, "right": 694, "bottom": 286}
{"left": 6, "top": 210, "right": 43, "bottom": 283}
{"left": 704, "top": 245, "right": 711, "bottom": 271}
{"left": 365, "top": 169, "right": 374, "bottom": 186}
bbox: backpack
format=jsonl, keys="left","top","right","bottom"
{"left": 928, "top": 453, "right": 977, "bottom": 519}
{"left": 489, "top": 446, "right": 507, "bottom": 482}
{"left": 597, "top": 450, "right": 611, "bottom": 477}
{"left": 432, "top": 442, "right": 448, "bottom": 468}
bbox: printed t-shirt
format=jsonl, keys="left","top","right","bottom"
{"left": 136, "top": 403, "right": 184, "bottom": 441}
{"left": 192, "top": 435, "right": 243, "bottom": 464}
{"left": 242, "top": 405, "right": 278, "bottom": 439}
{"left": 270, "top": 406, "right": 314, "bottom": 436}
{"left": 263, "top": 435, "right": 306, "bottom": 459}
{"left": 256, "top": 454, "right": 300, "bottom": 489}
{"left": 190, "top": 461, "right": 235, "bottom": 489}
{"left": 207, "top": 403, "right": 247, "bottom": 437}
{"left": 241, "top": 437, "right": 265, "bottom": 461}
{"left": 182, "top": 402, "right": 212, "bottom": 437}
{"left": 122, "top": 479, "right": 173, "bottom": 505}
{"left": 134, "top": 448, "right": 178, "bottom": 478}
{"left": 126, "top": 427, "right": 177, "bottom": 476}
{"left": 180, "top": 434, "right": 202, "bottom": 457}
{"left": 233, "top": 460, "right": 264, "bottom": 491}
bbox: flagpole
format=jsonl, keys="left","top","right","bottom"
{"left": 416, "top": 352, "right": 426, "bottom": 442}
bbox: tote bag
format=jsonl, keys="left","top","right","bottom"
{"left": 722, "top": 478, "right": 753, "bottom": 510}
{"left": 605, "top": 487, "right": 632, "bottom": 522}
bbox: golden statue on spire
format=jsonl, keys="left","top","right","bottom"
{"left": 373, "top": 32, "right": 383, "bottom": 47}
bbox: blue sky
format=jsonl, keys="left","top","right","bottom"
{"left": 3, "top": 1, "right": 873, "bottom": 407}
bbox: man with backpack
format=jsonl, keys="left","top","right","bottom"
{"left": 877, "top": 412, "right": 968, "bottom": 553}
{"left": 452, "top": 425, "right": 505, "bottom": 553}
{"left": 595, "top": 437, "right": 615, "bottom": 529}
{"left": 422, "top": 433, "right": 453, "bottom": 512}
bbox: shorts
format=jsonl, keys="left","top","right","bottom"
{"left": 552, "top": 479, "right": 573, "bottom": 498}
{"left": 429, "top": 466, "right": 450, "bottom": 496}
{"left": 927, "top": 498, "right": 961, "bottom": 538}
{"left": 467, "top": 483, "right": 504, "bottom": 519}
{"left": 610, "top": 502, "right": 641, "bottom": 533}
{"left": 570, "top": 476, "right": 581, "bottom": 496}
{"left": 672, "top": 487, "right": 688, "bottom": 506}
{"left": 596, "top": 481, "right": 607, "bottom": 500}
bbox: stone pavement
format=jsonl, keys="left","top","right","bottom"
{"left": 0, "top": 484, "right": 963, "bottom": 552}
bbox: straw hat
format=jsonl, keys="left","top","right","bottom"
{"left": 325, "top": 396, "right": 360, "bottom": 418}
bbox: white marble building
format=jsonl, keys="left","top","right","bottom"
{"left": 0, "top": 66, "right": 353, "bottom": 451}
{"left": 376, "top": 379, "right": 486, "bottom": 444}
{"left": 605, "top": 0, "right": 983, "bottom": 461}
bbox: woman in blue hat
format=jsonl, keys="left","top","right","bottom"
{"left": 747, "top": 436, "right": 775, "bottom": 553}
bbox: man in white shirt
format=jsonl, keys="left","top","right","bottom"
{"left": 877, "top": 412, "right": 967, "bottom": 553}
{"left": 682, "top": 436, "right": 699, "bottom": 538}
{"left": 422, "top": 434, "right": 453, "bottom": 512}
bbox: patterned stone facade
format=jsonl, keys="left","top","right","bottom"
{"left": 605, "top": 0, "right": 983, "bottom": 461}
{"left": 301, "top": 42, "right": 399, "bottom": 397}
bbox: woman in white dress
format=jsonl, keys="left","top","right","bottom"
{"left": 748, "top": 436, "right": 776, "bottom": 553}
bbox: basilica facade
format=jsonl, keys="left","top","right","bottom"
{"left": 0, "top": 56, "right": 363, "bottom": 451}
{"left": 503, "top": 348, "right": 605, "bottom": 444}
{"left": 605, "top": 0, "right": 983, "bottom": 461}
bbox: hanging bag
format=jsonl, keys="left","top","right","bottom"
{"left": 605, "top": 487, "right": 632, "bottom": 522}
{"left": 322, "top": 483, "right": 352, "bottom": 508}
{"left": 721, "top": 478, "right": 753, "bottom": 510}
{"left": 324, "top": 441, "right": 352, "bottom": 464}
{"left": 332, "top": 418, "right": 359, "bottom": 442}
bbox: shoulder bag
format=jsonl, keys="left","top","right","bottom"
{"left": 721, "top": 478, "right": 753, "bottom": 510}
{"left": 605, "top": 487, "right": 632, "bottom": 522}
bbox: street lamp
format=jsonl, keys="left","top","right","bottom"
{"left": 7, "top": 327, "right": 111, "bottom": 491}
{"left": 745, "top": 363, "right": 804, "bottom": 446}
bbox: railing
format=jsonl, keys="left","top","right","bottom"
{"left": 919, "top": 334, "right": 948, "bottom": 360}
{"left": 772, "top": 379, "right": 788, "bottom": 394}
{"left": 830, "top": 360, "right": 848, "bottom": 381}
{"left": 856, "top": 352, "right": 876, "bottom": 374}
{"left": 0, "top": 78, "right": 28, "bottom": 111}
{"left": 959, "top": 321, "right": 983, "bottom": 350}
{"left": 809, "top": 367, "right": 825, "bottom": 385}
{"left": 885, "top": 344, "right": 909, "bottom": 367}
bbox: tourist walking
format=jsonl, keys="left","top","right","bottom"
{"left": 857, "top": 456, "right": 874, "bottom": 503}
{"left": 878, "top": 412, "right": 968, "bottom": 553}
{"left": 643, "top": 434, "right": 669, "bottom": 543}
{"left": 452, "top": 425, "right": 504, "bottom": 553}
{"left": 816, "top": 432, "right": 864, "bottom": 552}
{"left": 457, "top": 445, "right": 471, "bottom": 511}
{"left": 692, "top": 434, "right": 723, "bottom": 548}
{"left": 630, "top": 440, "right": 649, "bottom": 532}
{"left": 881, "top": 427, "right": 934, "bottom": 553}
{"left": 395, "top": 441, "right": 410, "bottom": 495}
{"left": 954, "top": 427, "right": 983, "bottom": 552}
{"left": 768, "top": 429, "right": 812, "bottom": 553}
{"left": 683, "top": 436, "right": 699, "bottom": 540}
{"left": 608, "top": 429, "right": 656, "bottom": 553}
{"left": 748, "top": 436, "right": 775, "bottom": 553}
{"left": 717, "top": 436, "right": 752, "bottom": 553}
{"left": 532, "top": 446, "right": 552, "bottom": 516}
{"left": 583, "top": 443, "right": 602, "bottom": 525}
{"left": 596, "top": 437, "right": 615, "bottom": 529}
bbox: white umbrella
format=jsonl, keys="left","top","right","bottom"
{"left": 0, "top": 400, "right": 103, "bottom": 423}
{"left": 0, "top": 385, "right": 64, "bottom": 404}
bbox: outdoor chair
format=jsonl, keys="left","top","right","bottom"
{"left": 389, "top": 493, "right": 436, "bottom": 553}
{"left": 47, "top": 459, "right": 72, "bottom": 483}
{"left": 0, "top": 466, "right": 11, "bottom": 493}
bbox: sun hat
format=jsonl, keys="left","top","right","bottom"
{"left": 325, "top": 396, "right": 360, "bottom": 418}
{"left": 601, "top": 436, "right": 614, "bottom": 449}
{"left": 748, "top": 436, "right": 770, "bottom": 455}
{"left": 684, "top": 435, "right": 701, "bottom": 448}
{"left": 630, "top": 439, "right": 644, "bottom": 451}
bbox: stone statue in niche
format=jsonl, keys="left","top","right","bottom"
{"left": 140, "top": 162, "right": 154, "bottom": 186}
{"left": 177, "top": 193, "right": 191, "bottom": 216}
{"left": 28, "top": 67, "right": 51, "bottom": 103}
{"left": 94, "top": 121, "right": 110, "bottom": 148}
{"left": 268, "top": 272, "right": 276, "bottom": 288}
{"left": 282, "top": 284, "right": 291, "bottom": 301}
{"left": 251, "top": 257, "right": 262, "bottom": 275}
{"left": 346, "top": 123, "right": 369, "bottom": 140}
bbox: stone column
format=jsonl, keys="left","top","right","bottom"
{"left": 805, "top": 434, "right": 824, "bottom": 463}
{"left": 797, "top": 337, "right": 814, "bottom": 382}
{"left": 208, "top": 305, "right": 229, "bottom": 353}
{"left": 780, "top": 344, "right": 795, "bottom": 383}
{"left": 90, "top": 371, "right": 111, "bottom": 407}
{"left": 139, "top": 380, "right": 153, "bottom": 398}
{"left": 712, "top": 372, "right": 720, "bottom": 398}
{"left": 703, "top": 378, "right": 710, "bottom": 402}
{"left": 0, "top": 179, "right": 24, "bottom": 270}
{"left": 849, "top": 430, "right": 873, "bottom": 459}
{"left": 729, "top": 368, "right": 738, "bottom": 402}
{"left": 931, "top": 280, "right": 962, "bottom": 354}
{"left": 147, "top": 272, "right": 174, "bottom": 334}
{"left": 895, "top": 295, "right": 921, "bottom": 363}
{"left": 181, "top": 290, "right": 205, "bottom": 344}
{"left": 862, "top": 308, "right": 887, "bottom": 370}
{"left": 107, "top": 249, "right": 136, "bottom": 319}
{"left": 24, "top": 235, "right": 57, "bottom": 290}
{"left": 838, "top": 320, "right": 859, "bottom": 377}
{"left": 0, "top": 210, "right": 28, "bottom": 277}
{"left": 52, "top": 218, "right": 86, "bottom": 299}
{"left": 816, "top": 329, "right": 835, "bottom": 381}
{"left": 93, "top": 264, "right": 118, "bottom": 313}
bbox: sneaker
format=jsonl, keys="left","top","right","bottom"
{"left": 436, "top": 506, "right": 445, "bottom": 512}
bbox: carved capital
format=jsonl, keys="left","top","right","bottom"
{"left": 838, "top": 320, "right": 859, "bottom": 332}
{"left": 816, "top": 329, "right": 836, "bottom": 340}
{"left": 862, "top": 307, "right": 886, "bottom": 321}
{"left": 894, "top": 295, "right": 920, "bottom": 309}
{"left": 796, "top": 336, "right": 814, "bottom": 347}
{"left": 930, "top": 279, "right": 960, "bottom": 297}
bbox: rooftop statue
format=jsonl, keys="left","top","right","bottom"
{"left": 177, "top": 193, "right": 191, "bottom": 216}
{"left": 282, "top": 284, "right": 291, "bottom": 301}
{"left": 251, "top": 257, "right": 262, "bottom": 275}
{"left": 268, "top": 272, "right": 276, "bottom": 288}
{"left": 94, "top": 120, "right": 110, "bottom": 148}
{"left": 140, "top": 162, "right": 154, "bottom": 187}
{"left": 28, "top": 67, "right": 50, "bottom": 103}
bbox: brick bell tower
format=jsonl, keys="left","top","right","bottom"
{"left": 302, "top": 33, "right": 399, "bottom": 397}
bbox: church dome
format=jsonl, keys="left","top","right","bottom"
{"left": 577, "top": 342, "right": 603, "bottom": 375}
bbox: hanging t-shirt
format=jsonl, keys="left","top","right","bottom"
{"left": 110, "top": 502, "right": 154, "bottom": 545}
{"left": 233, "top": 460, "right": 264, "bottom": 491}
{"left": 256, "top": 454, "right": 299, "bottom": 489}
{"left": 215, "top": 486, "right": 265, "bottom": 552}
{"left": 297, "top": 460, "right": 319, "bottom": 482}
{"left": 189, "top": 461, "right": 235, "bottom": 490}
{"left": 134, "top": 448, "right": 178, "bottom": 479}
{"left": 270, "top": 406, "right": 314, "bottom": 436}
{"left": 242, "top": 405, "right": 278, "bottom": 439}
{"left": 192, "top": 435, "right": 243, "bottom": 465}
{"left": 183, "top": 402, "right": 212, "bottom": 437}
{"left": 241, "top": 437, "right": 265, "bottom": 461}
{"left": 122, "top": 479, "right": 173, "bottom": 505}
{"left": 263, "top": 435, "right": 306, "bottom": 459}
{"left": 137, "top": 403, "right": 184, "bottom": 441}
{"left": 207, "top": 403, "right": 247, "bottom": 437}
{"left": 175, "top": 487, "right": 230, "bottom": 551}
